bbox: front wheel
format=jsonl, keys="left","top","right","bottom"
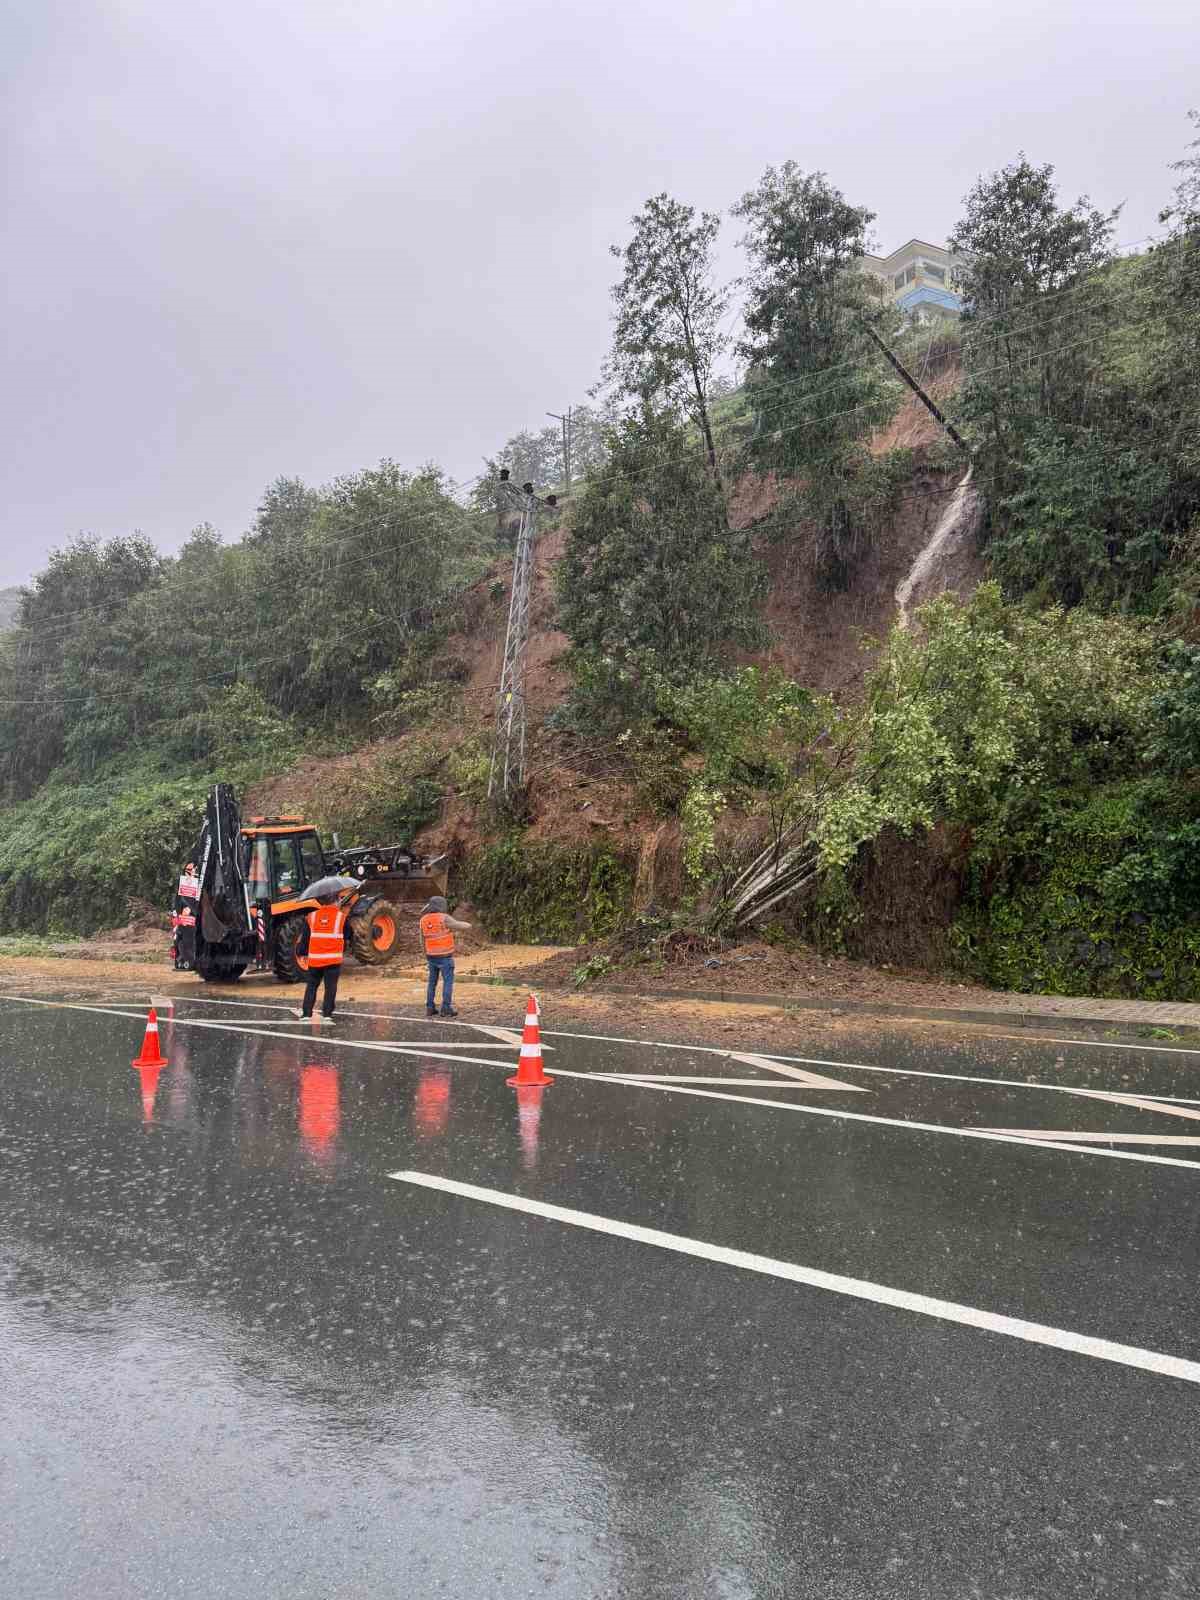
{"left": 272, "top": 913, "right": 310, "bottom": 983}
{"left": 348, "top": 896, "right": 401, "bottom": 966}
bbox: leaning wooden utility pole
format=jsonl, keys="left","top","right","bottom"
{"left": 488, "top": 473, "right": 556, "bottom": 801}
{"left": 860, "top": 319, "right": 972, "bottom": 456}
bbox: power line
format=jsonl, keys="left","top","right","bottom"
{"left": 720, "top": 227, "right": 1193, "bottom": 419}
{"left": 14, "top": 236, "right": 1196, "bottom": 645}
{"left": 15, "top": 480, "right": 501, "bottom": 645}
{"left": 548, "top": 306, "right": 1179, "bottom": 512}
{"left": 4, "top": 281, "right": 1194, "bottom": 692}
{"left": 5, "top": 396, "right": 1187, "bottom": 710}
{"left": 9, "top": 300, "right": 1187, "bottom": 693}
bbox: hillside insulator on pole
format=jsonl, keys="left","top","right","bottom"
{"left": 488, "top": 482, "right": 538, "bottom": 800}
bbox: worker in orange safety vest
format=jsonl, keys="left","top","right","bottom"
{"left": 293, "top": 894, "right": 348, "bottom": 1025}
{"left": 419, "top": 895, "right": 472, "bottom": 1018}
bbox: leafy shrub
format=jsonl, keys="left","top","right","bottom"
{"left": 465, "top": 837, "right": 635, "bottom": 944}
{"left": 445, "top": 738, "right": 493, "bottom": 805}
{"left": 623, "top": 728, "right": 690, "bottom": 816}
{"left": 957, "top": 781, "right": 1200, "bottom": 999}
{"left": 314, "top": 744, "right": 444, "bottom": 847}
{"left": 0, "top": 765, "right": 211, "bottom": 934}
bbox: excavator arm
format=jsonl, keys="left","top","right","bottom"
{"left": 197, "top": 782, "right": 254, "bottom": 942}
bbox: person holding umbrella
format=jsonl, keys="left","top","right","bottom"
{"left": 293, "top": 877, "right": 357, "bottom": 1024}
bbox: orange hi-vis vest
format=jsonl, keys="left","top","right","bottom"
{"left": 306, "top": 904, "right": 347, "bottom": 968}
{"left": 420, "top": 912, "right": 455, "bottom": 956}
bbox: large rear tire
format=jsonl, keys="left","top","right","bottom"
{"left": 348, "top": 895, "right": 401, "bottom": 966}
{"left": 272, "top": 913, "right": 310, "bottom": 984}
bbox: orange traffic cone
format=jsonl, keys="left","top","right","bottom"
{"left": 132, "top": 1006, "right": 167, "bottom": 1070}
{"left": 507, "top": 993, "right": 553, "bottom": 1088}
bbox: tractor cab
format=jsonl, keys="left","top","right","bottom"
{"left": 242, "top": 817, "right": 328, "bottom": 909}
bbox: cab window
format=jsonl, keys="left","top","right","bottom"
{"left": 246, "top": 837, "right": 271, "bottom": 902}
{"left": 270, "top": 837, "right": 302, "bottom": 898}
{"left": 297, "top": 833, "right": 325, "bottom": 892}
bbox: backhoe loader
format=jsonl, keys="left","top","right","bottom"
{"left": 171, "top": 783, "right": 447, "bottom": 984}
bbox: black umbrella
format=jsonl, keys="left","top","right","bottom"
{"left": 301, "top": 874, "right": 361, "bottom": 901}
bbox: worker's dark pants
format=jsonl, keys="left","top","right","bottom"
{"left": 302, "top": 964, "right": 340, "bottom": 1017}
{"left": 426, "top": 955, "right": 455, "bottom": 1013}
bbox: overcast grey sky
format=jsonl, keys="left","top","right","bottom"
{"left": 2, "top": 0, "right": 1196, "bottom": 586}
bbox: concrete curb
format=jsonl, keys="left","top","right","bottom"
{"left": 454, "top": 973, "right": 1200, "bottom": 1040}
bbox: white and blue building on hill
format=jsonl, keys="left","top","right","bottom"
{"left": 861, "top": 239, "right": 966, "bottom": 323}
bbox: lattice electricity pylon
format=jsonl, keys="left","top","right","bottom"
{"left": 488, "top": 476, "right": 539, "bottom": 800}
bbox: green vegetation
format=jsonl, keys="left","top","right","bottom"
{"left": 0, "top": 932, "right": 83, "bottom": 955}
{"left": 733, "top": 164, "right": 904, "bottom": 585}
{"left": 466, "top": 839, "right": 635, "bottom": 945}
{"left": 0, "top": 763, "right": 212, "bottom": 934}
{"left": 603, "top": 192, "right": 729, "bottom": 479}
{"left": 555, "top": 408, "right": 766, "bottom": 726}
{"left": 0, "top": 462, "right": 495, "bottom": 932}
{"left": 949, "top": 157, "right": 1200, "bottom": 611}
{"left": 5, "top": 118, "right": 1200, "bottom": 1006}
{"left": 309, "top": 745, "right": 446, "bottom": 850}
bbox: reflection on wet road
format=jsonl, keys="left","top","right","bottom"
{"left": 2, "top": 991, "right": 1199, "bottom": 1597}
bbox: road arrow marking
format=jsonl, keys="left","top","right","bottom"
{"left": 467, "top": 1025, "right": 527, "bottom": 1047}
{"left": 726, "top": 1052, "right": 868, "bottom": 1091}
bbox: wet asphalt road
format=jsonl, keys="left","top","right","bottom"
{"left": 2, "top": 991, "right": 1200, "bottom": 1598}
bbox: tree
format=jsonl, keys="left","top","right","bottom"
{"left": 0, "top": 535, "right": 164, "bottom": 796}
{"left": 556, "top": 410, "right": 765, "bottom": 722}
{"left": 563, "top": 402, "right": 609, "bottom": 479}
{"left": 733, "top": 167, "right": 889, "bottom": 468}
{"left": 946, "top": 155, "right": 1200, "bottom": 609}
{"left": 604, "top": 194, "right": 729, "bottom": 480}
{"left": 948, "top": 156, "right": 1118, "bottom": 486}
{"left": 950, "top": 155, "right": 1118, "bottom": 314}
{"left": 1161, "top": 109, "right": 1200, "bottom": 236}
{"left": 247, "top": 477, "right": 322, "bottom": 548}
{"left": 269, "top": 462, "right": 485, "bottom": 720}
{"left": 732, "top": 166, "right": 900, "bottom": 582}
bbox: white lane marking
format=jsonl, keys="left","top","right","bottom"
{"left": 151, "top": 994, "right": 313, "bottom": 1015}
{"left": 726, "top": 1052, "right": 866, "bottom": 1091}
{"left": 107, "top": 1001, "right": 544, "bottom": 1053}
{"left": 148, "top": 987, "right": 1200, "bottom": 1061}
{"left": 55, "top": 994, "right": 1200, "bottom": 1103}
{"left": 388, "top": 1171, "right": 1200, "bottom": 1385}
{"left": 595, "top": 1058, "right": 866, "bottom": 1091}
{"left": 539, "top": 1026, "right": 1200, "bottom": 1106}
{"left": 144, "top": 993, "right": 529, "bottom": 1047}
{"left": 1079, "top": 1093, "right": 1200, "bottom": 1121}
{"left": 573, "top": 1073, "right": 1200, "bottom": 1171}
{"left": 4, "top": 995, "right": 1200, "bottom": 1172}
{"left": 986, "top": 1131, "right": 1200, "bottom": 1146}
{"left": 992, "top": 1032, "right": 1200, "bottom": 1059}
{"left": 0, "top": 997, "right": 510, "bottom": 1071}
{"left": 595, "top": 1076, "right": 846, "bottom": 1088}
{"left": 736, "top": 1052, "right": 1200, "bottom": 1109}
{"left": 162, "top": 1004, "right": 1200, "bottom": 1102}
